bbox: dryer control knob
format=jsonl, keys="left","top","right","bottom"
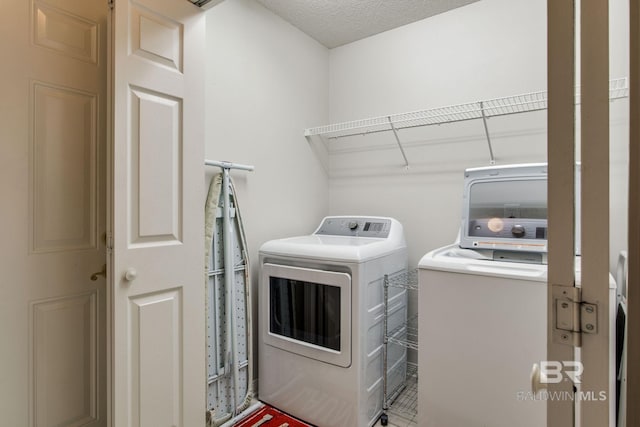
{"left": 511, "top": 225, "right": 526, "bottom": 238}
{"left": 348, "top": 221, "right": 359, "bottom": 230}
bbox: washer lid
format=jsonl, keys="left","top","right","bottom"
{"left": 419, "top": 245, "right": 615, "bottom": 288}
{"left": 418, "top": 244, "right": 548, "bottom": 282}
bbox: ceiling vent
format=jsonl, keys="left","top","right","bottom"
{"left": 188, "top": 0, "right": 224, "bottom": 9}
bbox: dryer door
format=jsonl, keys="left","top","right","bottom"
{"left": 261, "top": 263, "right": 351, "bottom": 368}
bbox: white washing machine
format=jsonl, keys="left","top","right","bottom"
{"left": 418, "top": 164, "right": 617, "bottom": 427}
{"left": 258, "top": 216, "right": 408, "bottom": 427}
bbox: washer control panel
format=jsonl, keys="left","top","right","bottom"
{"left": 315, "top": 217, "right": 391, "bottom": 238}
{"left": 468, "top": 218, "right": 548, "bottom": 240}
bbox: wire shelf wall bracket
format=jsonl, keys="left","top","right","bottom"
{"left": 304, "top": 77, "right": 629, "bottom": 167}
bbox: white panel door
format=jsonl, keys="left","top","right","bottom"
{"left": 111, "top": 1, "right": 205, "bottom": 426}
{"left": 0, "top": 0, "right": 108, "bottom": 426}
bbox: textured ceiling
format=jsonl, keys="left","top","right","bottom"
{"left": 255, "top": 0, "right": 480, "bottom": 48}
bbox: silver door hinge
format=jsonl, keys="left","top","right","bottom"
{"left": 552, "top": 284, "right": 598, "bottom": 347}
{"left": 108, "top": 0, "right": 114, "bottom": 10}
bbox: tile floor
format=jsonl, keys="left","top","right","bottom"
{"left": 374, "top": 364, "right": 417, "bottom": 427}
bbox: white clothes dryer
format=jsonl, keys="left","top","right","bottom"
{"left": 258, "top": 216, "right": 408, "bottom": 427}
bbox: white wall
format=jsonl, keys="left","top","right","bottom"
{"left": 204, "top": 0, "right": 330, "bottom": 382}
{"left": 205, "top": 0, "right": 330, "bottom": 266}
{"left": 328, "top": 0, "right": 629, "bottom": 273}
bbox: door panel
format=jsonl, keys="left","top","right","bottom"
{"left": 130, "top": 6, "right": 183, "bottom": 71}
{"left": 129, "top": 86, "right": 182, "bottom": 244}
{"left": 0, "top": 0, "right": 108, "bottom": 426}
{"left": 111, "top": 0, "right": 205, "bottom": 426}
{"left": 31, "top": 292, "right": 98, "bottom": 426}
{"left": 33, "top": 2, "right": 99, "bottom": 63}
{"left": 133, "top": 290, "right": 182, "bottom": 426}
{"left": 31, "top": 82, "right": 98, "bottom": 252}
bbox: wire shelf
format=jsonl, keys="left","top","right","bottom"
{"left": 386, "top": 269, "right": 419, "bottom": 290}
{"left": 387, "top": 313, "right": 418, "bottom": 351}
{"left": 304, "top": 78, "right": 628, "bottom": 140}
{"left": 382, "top": 269, "right": 419, "bottom": 422}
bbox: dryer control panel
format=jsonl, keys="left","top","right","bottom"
{"left": 315, "top": 217, "right": 391, "bottom": 238}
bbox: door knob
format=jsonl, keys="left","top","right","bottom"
{"left": 90, "top": 264, "right": 107, "bottom": 281}
{"left": 530, "top": 363, "right": 548, "bottom": 395}
{"left": 124, "top": 268, "right": 138, "bottom": 282}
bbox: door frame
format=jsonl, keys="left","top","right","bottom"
{"left": 547, "top": 0, "right": 613, "bottom": 426}
{"left": 547, "top": 1, "right": 577, "bottom": 425}
{"left": 106, "top": 1, "right": 114, "bottom": 426}
{"left": 627, "top": 1, "right": 640, "bottom": 424}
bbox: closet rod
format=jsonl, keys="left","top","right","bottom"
{"left": 205, "top": 159, "right": 255, "bottom": 171}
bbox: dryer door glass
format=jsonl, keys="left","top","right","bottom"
{"left": 261, "top": 263, "right": 352, "bottom": 368}
{"left": 270, "top": 278, "right": 341, "bottom": 351}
